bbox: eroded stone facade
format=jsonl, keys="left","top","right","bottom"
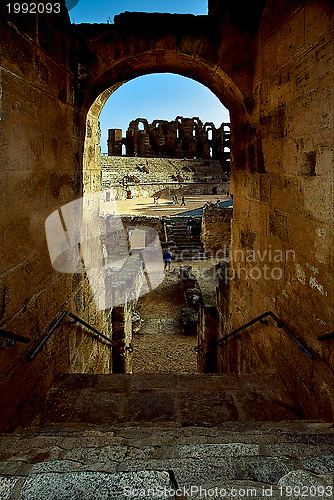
{"left": 108, "top": 117, "right": 231, "bottom": 169}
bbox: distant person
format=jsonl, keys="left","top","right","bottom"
{"left": 187, "top": 217, "right": 193, "bottom": 235}
{"left": 175, "top": 195, "right": 179, "bottom": 204}
{"left": 156, "top": 196, "right": 160, "bottom": 204}
{"left": 216, "top": 198, "right": 220, "bottom": 206}
{"left": 153, "top": 196, "right": 157, "bottom": 204}
{"left": 164, "top": 248, "right": 172, "bottom": 271}
{"left": 181, "top": 196, "right": 186, "bottom": 206}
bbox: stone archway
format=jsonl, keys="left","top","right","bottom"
{"left": 83, "top": 66, "right": 240, "bottom": 196}
{"left": 79, "top": 11, "right": 255, "bottom": 194}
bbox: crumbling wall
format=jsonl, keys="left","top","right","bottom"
{"left": 201, "top": 204, "right": 233, "bottom": 256}
{"left": 227, "top": 0, "right": 334, "bottom": 420}
{"left": 109, "top": 117, "right": 230, "bottom": 167}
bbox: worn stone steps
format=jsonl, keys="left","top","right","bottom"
{"left": 165, "top": 218, "right": 204, "bottom": 261}
{"left": 28, "top": 372, "right": 300, "bottom": 430}
{"left": 0, "top": 373, "right": 333, "bottom": 498}
{"left": 101, "top": 156, "right": 227, "bottom": 191}
{"left": 0, "top": 422, "right": 333, "bottom": 499}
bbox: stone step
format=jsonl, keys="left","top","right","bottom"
{"left": 2, "top": 373, "right": 330, "bottom": 498}
{"left": 0, "top": 422, "right": 333, "bottom": 499}
{"left": 173, "top": 248, "right": 205, "bottom": 254}
{"left": 173, "top": 252, "right": 205, "bottom": 258}
{"left": 173, "top": 252, "right": 206, "bottom": 259}
{"left": 170, "top": 236, "right": 201, "bottom": 241}
{"left": 172, "top": 243, "right": 203, "bottom": 249}
{"left": 29, "top": 372, "right": 300, "bottom": 430}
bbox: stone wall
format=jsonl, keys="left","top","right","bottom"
{"left": 0, "top": 6, "right": 112, "bottom": 432}
{"left": 227, "top": 0, "right": 334, "bottom": 420}
{"left": 119, "top": 216, "right": 165, "bottom": 243}
{"left": 201, "top": 204, "right": 233, "bottom": 256}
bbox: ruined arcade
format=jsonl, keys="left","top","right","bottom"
{"left": 0, "top": 0, "right": 333, "bottom": 495}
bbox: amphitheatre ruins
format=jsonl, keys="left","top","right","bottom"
{"left": 0, "top": 0, "right": 333, "bottom": 497}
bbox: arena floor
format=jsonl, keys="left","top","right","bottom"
{"left": 100, "top": 194, "right": 231, "bottom": 217}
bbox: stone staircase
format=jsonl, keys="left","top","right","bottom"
{"left": 165, "top": 217, "right": 206, "bottom": 260}
{"left": 1, "top": 372, "right": 333, "bottom": 499}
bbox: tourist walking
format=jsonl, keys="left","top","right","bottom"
{"left": 163, "top": 248, "right": 172, "bottom": 271}
{"left": 181, "top": 196, "right": 185, "bottom": 206}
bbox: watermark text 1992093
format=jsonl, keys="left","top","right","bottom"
{"left": 6, "top": 1, "right": 79, "bottom": 14}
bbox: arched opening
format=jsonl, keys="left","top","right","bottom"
{"left": 82, "top": 56, "right": 244, "bottom": 376}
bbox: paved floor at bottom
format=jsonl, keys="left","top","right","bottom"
{"left": 0, "top": 423, "right": 333, "bottom": 499}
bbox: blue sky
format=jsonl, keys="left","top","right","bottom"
{"left": 69, "top": 0, "right": 208, "bottom": 23}
{"left": 69, "top": 1, "right": 230, "bottom": 153}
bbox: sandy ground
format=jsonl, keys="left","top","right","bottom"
{"left": 131, "top": 269, "right": 197, "bottom": 374}
{"left": 100, "top": 193, "right": 227, "bottom": 373}
{"left": 101, "top": 194, "right": 230, "bottom": 217}
{"left": 131, "top": 259, "right": 220, "bottom": 374}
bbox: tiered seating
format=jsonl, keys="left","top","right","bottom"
{"left": 101, "top": 156, "right": 227, "bottom": 188}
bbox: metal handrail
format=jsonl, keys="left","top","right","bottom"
{"left": 318, "top": 332, "right": 334, "bottom": 341}
{"left": 27, "top": 311, "right": 67, "bottom": 361}
{"left": 217, "top": 311, "right": 316, "bottom": 360}
{"left": 28, "top": 311, "right": 115, "bottom": 361}
{"left": 0, "top": 329, "right": 30, "bottom": 344}
{"left": 68, "top": 313, "right": 115, "bottom": 346}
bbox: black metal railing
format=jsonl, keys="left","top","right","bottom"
{"left": 27, "top": 311, "right": 68, "bottom": 361}
{"left": 0, "top": 329, "right": 30, "bottom": 349}
{"left": 68, "top": 313, "right": 115, "bottom": 347}
{"left": 318, "top": 331, "right": 334, "bottom": 341}
{"left": 217, "top": 311, "right": 316, "bottom": 360}
{"left": 0, "top": 329, "right": 30, "bottom": 343}
{"left": 28, "top": 311, "right": 115, "bottom": 361}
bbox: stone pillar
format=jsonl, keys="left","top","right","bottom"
{"left": 108, "top": 129, "right": 123, "bottom": 156}
{"left": 112, "top": 302, "right": 133, "bottom": 374}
